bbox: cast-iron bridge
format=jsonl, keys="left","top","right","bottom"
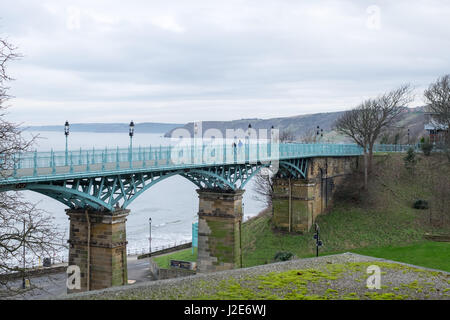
{"left": 0, "top": 142, "right": 406, "bottom": 211}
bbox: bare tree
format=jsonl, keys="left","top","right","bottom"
{"left": 424, "top": 74, "right": 450, "bottom": 128}
{"left": 0, "top": 37, "right": 65, "bottom": 298}
{"left": 299, "top": 129, "right": 316, "bottom": 143}
{"left": 0, "top": 195, "right": 66, "bottom": 298}
{"left": 252, "top": 167, "right": 273, "bottom": 207}
{"left": 252, "top": 130, "right": 295, "bottom": 207}
{"left": 424, "top": 74, "right": 450, "bottom": 160}
{"left": 279, "top": 129, "right": 296, "bottom": 143}
{"left": 334, "top": 85, "right": 413, "bottom": 188}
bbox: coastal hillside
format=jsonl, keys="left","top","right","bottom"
{"left": 164, "top": 106, "right": 427, "bottom": 143}
{"left": 241, "top": 152, "right": 450, "bottom": 269}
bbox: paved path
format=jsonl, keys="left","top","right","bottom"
{"left": 2, "top": 255, "right": 153, "bottom": 300}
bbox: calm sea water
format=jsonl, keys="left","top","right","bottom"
{"left": 20, "top": 131, "right": 265, "bottom": 259}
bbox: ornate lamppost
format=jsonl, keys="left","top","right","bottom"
{"left": 129, "top": 121, "right": 135, "bottom": 165}
{"left": 64, "top": 120, "right": 70, "bottom": 166}
{"left": 316, "top": 125, "right": 323, "bottom": 143}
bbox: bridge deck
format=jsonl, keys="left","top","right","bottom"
{"left": 0, "top": 142, "right": 414, "bottom": 185}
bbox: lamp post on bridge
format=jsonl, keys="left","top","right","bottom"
{"left": 247, "top": 124, "right": 252, "bottom": 161}
{"left": 64, "top": 120, "right": 70, "bottom": 166}
{"left": 129, "top": 121, "right": 135, "bottom": 165}
{"left": 194, "top": 122, "right": 198, "bottom": 164}
{"left": 270, "top": 125, "right": 274, "bottom": 157}
{"left": 316, "top": 125, "right": 323, "bottom": 143}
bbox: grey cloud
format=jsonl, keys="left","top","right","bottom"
{"left": 0, "top": 0, "right": 449, "bottom": 124}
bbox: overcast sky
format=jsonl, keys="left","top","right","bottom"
{"left": 1, "top": 0, "right": 449, "bottom": 125}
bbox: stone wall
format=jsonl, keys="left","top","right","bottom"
{"left": 158, "top": 268, "right": 196, "bottom": 280}
{"left": 272, "top": 179, "right": 314, "bottom": 232}
{"left": 66, "top": 208, "right": 129, "bottom": 293}
{"left": 273, "top": 156, "right": 358, "bottom": 232}
{"left": 197, "top": 189, "right": 243, "bottom": 273}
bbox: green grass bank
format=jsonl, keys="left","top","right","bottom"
{"left": 157, "top": 153, "right": 450, "bottom": 271}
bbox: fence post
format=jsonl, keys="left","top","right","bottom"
{"left": 257, "top": 140, "right": 260, "bottom": 161}
{"left": 168, "top": 147, "right": 171, "bottom": 165}
{"left": 17, "top": 152, "right": 21, "bottom": 169}
{"left": 13, "top": 153, "right": 17, "bottom": 177}
{"left": 116, "top": 146, "right": 120, "bottom": 170}
{"left": 143, "top": 147, "right": 146, "bottom": 167}
{"left": 129, "top": 144, "right": 133, "bottom": 169}
{"left": 69, "top": 152, "right": 73, "bottom": 173}
{"left": 33, "top": 150, "right": 37, "bottom": 176}
{"left": 223, "top": 142, "right": 227, "bottom": 163}
{"left": 51, "top": 149, "right": 56, "bottom": 174}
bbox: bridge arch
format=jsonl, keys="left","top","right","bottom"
{"left": 278, "top": 158, "right": 309, "bottom": 179}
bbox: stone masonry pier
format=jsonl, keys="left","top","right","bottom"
{"left": 66, "top": 208, "right": 129, "bottom": 293}
{"left": 273, "top": 156, "right": 358, "bottom": 232}
{"left": 196, "top": 189, "right": 244, "bottom": 273}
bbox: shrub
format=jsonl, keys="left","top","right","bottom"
{"left": 413, "top": 199, "right": 429, "bottom": 210}
{"left": 274, "top": 251, "right": 294, "bottom": 262}
{"left": 420, "top": 137, "right": 433, "bottom": 156}
{"left": 403, "top": 147, "right": 417, "bottom": 169}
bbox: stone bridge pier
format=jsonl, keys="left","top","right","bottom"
{"left": 196, "top": 189, "right": 243, "bottom": 273}
{"left": 272, "top": 156, "right": 358, "bottom": 233}
{"left": 66, "top": 208, "right": 129, "bottom": 293}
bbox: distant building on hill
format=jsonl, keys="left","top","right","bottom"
{"left": 424, "top": 112, "right": 448, "bottom": 144}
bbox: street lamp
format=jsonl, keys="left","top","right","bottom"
{"left": 193, "top": 122, "right": 199, "bottom": 164}
{"left": 194, "top": 122, "right": 198, "bottom": 137}
{"left": 269, "top": 125, "right": 274, "bottom": 157}
{"left": 148, "top": 217, "right": 152, "bottom": 259}
{"left": 246, "top": 124, "right": 252, "bottom": 160}
{"left": 129, "top": 121, "right": 135, "bottom": 164}
{"left": 64, "top": 120, "right": 70, "bottom": 166}
{"left": 316, "top": 125, "right": 323, "bottom": 143}
{"left": 313, "top": 223, "right": 323, "bottom": 257}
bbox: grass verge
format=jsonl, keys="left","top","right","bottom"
{"left": 152, "top": 248, "right": 197, "bottom": 268}
{"left": 351, "top": 241, "right": 450, "bottom": 272}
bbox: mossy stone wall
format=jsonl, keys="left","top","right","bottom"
{"left": 197, "top": 189, "right": 244, "bottom": 273}
{"left": 273, "top": 156, "right": 358, "bottom": 232}
{"left": 66, "top": 209, "right": 129, "bottom": 293}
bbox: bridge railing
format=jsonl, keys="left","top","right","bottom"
{"left": 279, "top": 143, "right": 364, "bottom": 157}
{"left": 1, "top": 142, "right": 418, "bottom": 180}
{"left": 373, "top": 143, "right": 421, "bottom": 153}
